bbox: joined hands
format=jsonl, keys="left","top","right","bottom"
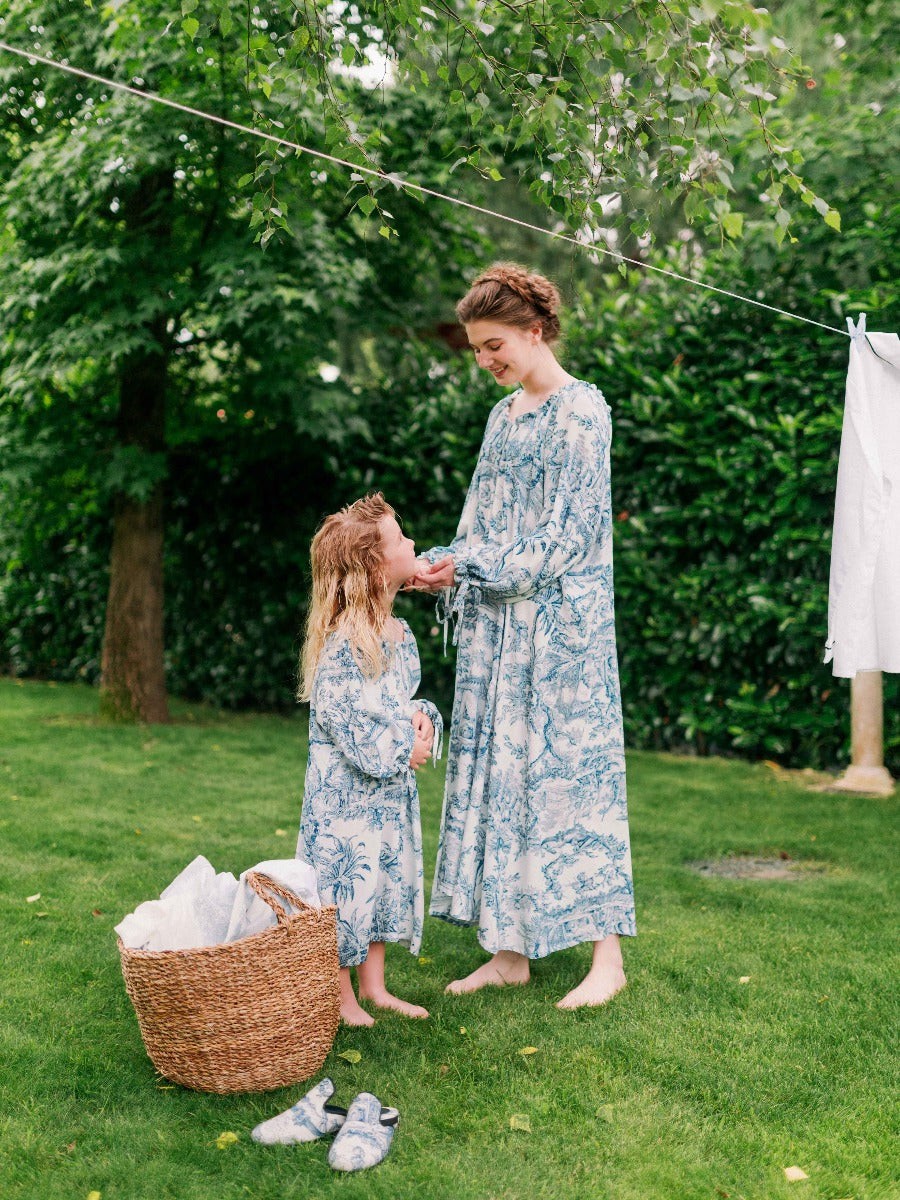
{"left": 404, "top": 555, "right": 456, "bottom": 593}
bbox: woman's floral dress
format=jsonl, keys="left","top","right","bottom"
{"left": 297, "top": 622, "right": 442, "bottom": 967}
{"left": 426, "top": 380, "right": 636, "bottom": 958}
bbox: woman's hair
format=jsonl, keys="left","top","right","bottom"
{"left": 456, "top": 262, "right": 563, "bottom": 344}
{"left": 298, "top": 492, "right": 394, "bottom": 701}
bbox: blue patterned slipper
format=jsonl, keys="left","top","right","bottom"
{"left": 327, "top": 1092, "right": 400, "bottom": 1171}
{"left": 251, "top": 1078, "right": 347, "bottom": 1145}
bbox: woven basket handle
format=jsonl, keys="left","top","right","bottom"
{"left": 245, "top": 871, "right": 315, "bottom": 928}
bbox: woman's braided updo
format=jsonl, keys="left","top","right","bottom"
{"left": 456, "top": 262, "right": 563, "bottom": 344}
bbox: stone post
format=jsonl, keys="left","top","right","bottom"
{"left": 831, "top": 671, "right": 895, "bottom": 795}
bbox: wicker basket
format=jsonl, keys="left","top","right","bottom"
{"left": 118, "top": 871, "right": 340, "bottom": 1094}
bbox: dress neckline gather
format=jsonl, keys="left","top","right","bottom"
{"left": 503, "top": 378, "right": 585, "bottom": 423}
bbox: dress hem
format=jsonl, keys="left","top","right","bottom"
{"left": 428, "top": 905, "right": 636, "bottom": 959}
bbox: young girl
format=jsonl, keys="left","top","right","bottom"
{"left": 297, "top": 493, "right": 442, "bottom": 1025}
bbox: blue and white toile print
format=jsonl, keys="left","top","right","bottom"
{"left": 426, "top": 380, "right": 636, "bottom": 958}
{"left": 297, "top": 621, "right": 442, "bottom": 967}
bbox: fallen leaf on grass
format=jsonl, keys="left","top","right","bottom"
{"left": 509, "top": 1113, "right": 531, "bottom": 1132}
{"left": 739, "top": 976, "right": 751, "bottom": 984}
{"left": 459, "top": 1026, "right": 468, "bottom": 1035}
{"left": 338, "top": 1049, "right": 362, "bottom": 1064}
{"left": 274, "top": 828, "right": 287, "bottom": 837}
{"left": 518, "top": 1046, "right": 539, "bottom": 1056}
{"left": 35, "top": 911, "right": 49, "bottom": 918}
{"left": 91, "top": 909, "right": 103, "bottom": 918}
{"left": 26, "top": 893, "right": 41, "bottom": 903}
{"left": 596, "top": 1104, "right": 615, "bottom": 1122}
{"left": 215, "top": 1131, "right": 239, "bottom": 1150}
{"left": 418, "top": 956, "right": 432, "bottom": 965}
{"left": 438, "top": 1064, "right": 449, "bottom": 1076}
{"left": 87, "top": 1192, "right": 101, "bottom": 1200}
{"left": 783, "top": 1166, "right": 809, "bottom": 1182}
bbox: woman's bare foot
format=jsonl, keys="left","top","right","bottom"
{"left": 445, "top": 950, "right": 530, "bottom": 995}
{"left": 556, "top": 964, "right": 626, "bottom": 1009}
{"left": 556, "top": 934, "right": 626, "bottom": 1010}
{"left": 340, "top": 997, "right": 376, "bottom": 1026}
{"left": 357, "top": 987, "right": 429, "bottom": 1018}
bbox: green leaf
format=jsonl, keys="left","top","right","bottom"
{"left": 338, "top": 1049, "right": 362, "bottom": 1064}
{"left": 509, "top": 1113, "right": 532, "bottom": 1132}
{"left": 357, "top": 195, "right": 376, "bottom": 216}
{"left": 182, "top": 16, "right": 199, "bottom": 38}
{"left": 824, "top": 209, "right": 841, "bottom": 231}
{"left": 722, "top": 211, "right": 744, "bottom": 239}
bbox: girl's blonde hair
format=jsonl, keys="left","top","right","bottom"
{"left": 298, "top": 493, "right": 394, "bottom": 701}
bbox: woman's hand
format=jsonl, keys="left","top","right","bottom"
{"left": 408, "top": 556, "right": 456, "bottom": 593}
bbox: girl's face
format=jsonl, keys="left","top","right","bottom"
{"left": 378, "top": 514, "right": 418, "bottom": 590}
{"left": 465, "top": 320, "right": 541, "bottom": 386}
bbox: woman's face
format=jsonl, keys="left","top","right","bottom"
{"left": 378, "top": 513, "right": 418, "bottom": 590}
{"left": 465, "top": 320, "right": 541, "bottom": 387}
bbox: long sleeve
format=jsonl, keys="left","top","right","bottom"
{"left": 455, "top": 387, "right": 611, "bottom": 602}
{"left": 312, "top": 641, "right": 415, "bottom": 779}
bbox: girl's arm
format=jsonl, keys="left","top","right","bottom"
{"left": 453, "top": 387, "right": 611, "bottom": 601}
{"left": 313, "top": 642, "right": 415, "bottom": 779}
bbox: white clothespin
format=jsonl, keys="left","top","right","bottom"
{"left": 846, "top": 312, "right": 867, "bottom": 340}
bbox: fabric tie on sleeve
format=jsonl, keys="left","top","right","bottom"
{"left": 436, "top": 580, "right": 475, "bottom": 654}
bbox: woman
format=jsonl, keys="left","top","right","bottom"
{"left": 413, "top": 263, "right": 635, "bottom": 1009}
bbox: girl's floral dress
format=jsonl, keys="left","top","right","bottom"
{"left": 297, "top": 622, "right": 442, "bottom": 967}
{"left": 426, "top": 380, "right": 636, "bottom": 958}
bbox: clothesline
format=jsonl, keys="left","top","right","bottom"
{"left": 0, "top": 38, "right": 851, "bottom": 337}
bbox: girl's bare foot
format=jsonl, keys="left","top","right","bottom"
{"left": 339, "top": 965, "right": 375, "bottom": 1025}
{"left": 340, "top": 997, "right": 376, "bottom": 1026}
{"left": 445, "top": 950, "right": 530, "bottom": 995}
{"left": 556, "top": 933, "right": 626, "bottom": 1010}
{"left": 357, "top": 987, "right": 429, "bottom": 1018}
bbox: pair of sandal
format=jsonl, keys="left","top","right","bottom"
{"left": 251, "top": 1078, "right": 399, "bottom": 1171}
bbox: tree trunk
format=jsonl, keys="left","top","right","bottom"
{"left": 100, "top": 485, "right": 169, "bottom": 723}
{"left": 99, "top": 170, "right": 175, "bottom": 723}
{"left": 100, "top": 330, "right": 170, "bottom": 722}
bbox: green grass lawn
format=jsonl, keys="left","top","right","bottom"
{"left": 1, "top": 678, "right": 897, "bottom": 1200}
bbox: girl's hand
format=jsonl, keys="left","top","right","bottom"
{"left": 408, "top": 556, "right": 456, "bottom": 593}
{"left": 411, "top": 710, "right": 434, "bottom": 750}
{"left": 409, "top": 731, "right": 431, "bottom": 771}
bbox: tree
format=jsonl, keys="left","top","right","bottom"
{"left": 0, "top": 0, "right": 481, "bottom": 719}
{"left": 0, "top": 0, "right": 836, "bottom": 721}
